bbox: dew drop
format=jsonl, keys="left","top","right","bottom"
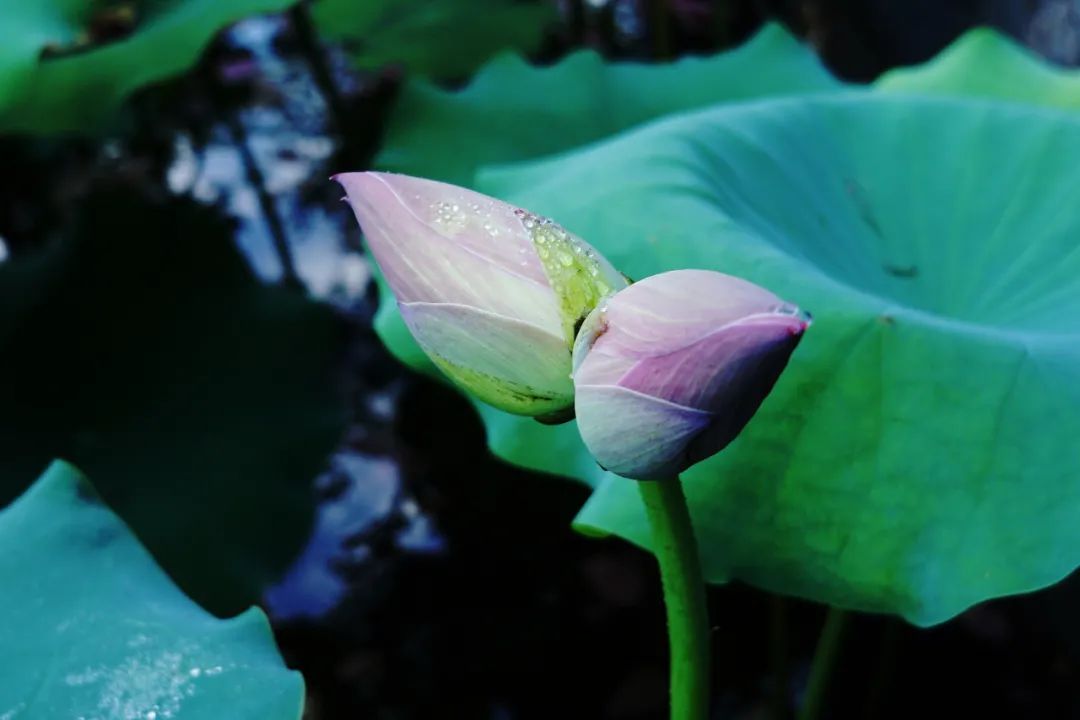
{"left": 428, "top": 200, "right": 467, "bottom": 232}
{"left": 775, "top": 302, "right": 802, "bottom": 316}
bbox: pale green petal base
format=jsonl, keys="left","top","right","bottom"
{"left": 403, "top": 300, "right": 574, "bottom": 416}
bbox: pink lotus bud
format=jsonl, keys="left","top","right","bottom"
{"left": 572, "top": 269, "right": 809, "bottom": 480}
{"left": 334, "top": 171, "right": 627, "bottom": 416}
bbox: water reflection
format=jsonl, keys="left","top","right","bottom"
{"left": 265, "top": 452, "right": 446, "bottom": 621}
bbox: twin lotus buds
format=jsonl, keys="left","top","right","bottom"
{"left": 336, "top": 172, "right": 809, "bottom": 480}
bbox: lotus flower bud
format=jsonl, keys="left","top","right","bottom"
{"left": 572, "top": 269, "right": 810, "bottom": 480}
{"left": 334, "top": 172, "right": 628, "bottom": 416}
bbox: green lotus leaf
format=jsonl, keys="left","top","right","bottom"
{"left": 312, "top": 0, "right": 557, "bottom": 80}
{"left": 0, "top": 0, "right": 295, "bottom": 134}
{"left": 368, "top": 24, "right": 1080, "bottom": 623}
{"left": 0, "top": 189, "right": 347, "bottom": 615}
{"left": 469, "top": 93, "right": 1080, "bottom": 625}
{"left": 876, "top": 27, "right": 1080, "bottom": 111}
{"left": 0, "top": 461, "right": 303, "bottom": 719}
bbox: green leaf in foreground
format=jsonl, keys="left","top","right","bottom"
{"left": 0, "top": 0, "right": 294, "bottom": 134}
{"left": 0, "top": 188, "right": 347, "bottom": 615}
{"left": 470, "top": 93, "right": 1080, "bottom": 625}
{"left": 312, "top": 0, "right": 557, "bottom": 80}
{"left": 0, "top": 461, "right": 303, "bottom": 719}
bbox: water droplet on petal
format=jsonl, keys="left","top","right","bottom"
{"left": 429, "top": 200, "right": 467, "bottom": 233}
{"left": 774, "top": 302, "right": 809, "bottom": 321}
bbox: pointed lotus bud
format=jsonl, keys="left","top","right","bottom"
{"left": 334, "top": 171, "right": 628, "bottom": 416}
{"left": 572, "top": 269, "right": 809, "bottom": 480}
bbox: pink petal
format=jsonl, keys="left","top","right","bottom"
{"left": 575, "top": 384, "right": 713, "bottom": 479}
{"left": 335, "top": 172, "right": 560, "bottom": 334}
{"left": 572, "top": 269, "right": 809, "bottom": 479}
{"left": 597, "top": 269, "right": 792, "bottom": 360}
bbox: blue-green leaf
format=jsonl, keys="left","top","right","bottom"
{"left": 0, "top": 460, "right": 303, "bottom": 719}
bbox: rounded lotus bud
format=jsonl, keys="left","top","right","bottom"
{"left": 572, "top": 269, "right": 810, "bottom": 480}
{"left": 334, "top": 171, "right": 627, "bottom": 416}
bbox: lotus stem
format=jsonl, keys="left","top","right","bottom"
{"left": 798, "top": 607, "right": 848, "bottom": 720}
{"left": 770, "top": 595, "right": 790, "bottom": 720}
{"left": 639, "top": 475, "right": 711, "bottom": 720}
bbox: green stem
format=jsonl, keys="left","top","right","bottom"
{"left": 639, "top": 476, "right": 711, "bottom": 720}
{"left": 769, "top": 595, "right": 789, "bottom": 720}
{"left": 798, "top": 607, "right": 848, "bottom": 720}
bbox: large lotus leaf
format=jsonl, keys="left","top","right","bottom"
{"left": 0, "top": 189, "right": 347, "bottom": 615}
{"left": 365, "top": 23, "right": 1080, "bottom": 623}
{"left": 0, "top": 0, "right": 294, "bottom": 134}
{"left": 876, "top": 27, "right": 1080, "bottom": 111}
{"left": 0, "top": 461, "right": 303, "bottom": 719}
{"left": 371, "top": 22, "right": 840, "bottom": 364}
{"left": 460, "top": 93, "right": 1080, "bottom": 626}
{"left": 312, "top": 0, "right": 557, "bottom": 80}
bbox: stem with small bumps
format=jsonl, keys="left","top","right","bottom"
{"left": 639, "top": 475, "right": 711, "bottom": 720}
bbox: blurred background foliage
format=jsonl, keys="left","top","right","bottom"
{"left": 2, "top": 1, "right": 1080, "bottom": 719}
{"left": 311, "top": 0, "right": 557, "bottom": 78}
